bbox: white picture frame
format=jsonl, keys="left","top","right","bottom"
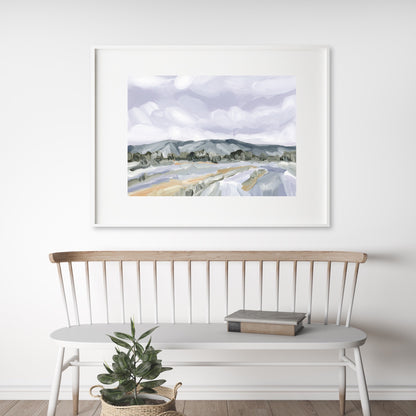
{"left": 93, "top": 45, "right": 329, "bottom": 227}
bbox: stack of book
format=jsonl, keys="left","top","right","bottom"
{"left": 225, "top": 309, "right": 306, "bottom": 336}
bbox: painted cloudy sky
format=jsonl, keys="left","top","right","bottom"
{"left": 128, "top": 75, "right": 296, "bottom": 146}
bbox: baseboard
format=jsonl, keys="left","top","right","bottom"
{"left": 0, "top": 385, "right": 415, "bottom": 401}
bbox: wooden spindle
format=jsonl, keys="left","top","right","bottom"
{"left": 136, "top": 261, "right": 142, "bottom": 323}
{"left": 324, "top": 261, "right": 332, "bottom": 325}
{"left": 57, "top": 263, "right": 71, "bottom": 327}
{"left": 292, "top": 261, "right": 297, "bottom": 312}
{"left": 85, "top": 262, "right": 92, "bottom": 324}
{"left": 346, "top": 263, "right": 360, "bottom": 327}
{"left": 276, "top": 261, "right": 280, "bottom": 311}
{"left": 225, "top": 261, "right": 229, "bottom": 315}
{"left": 119, "top": 261, "right": 125, "bottom": 323}
{"left": 336, "top": 262, "right": 348, "bottom": 326}
{"left": 171, "top": 260, "right": 175, "bottom": 323}
{"left": 259, "top": 261, "right": 264, "bottom": 310}
{"left": 102, "top": 261, "right": 109, "bottom": 324}
{"left": 207, "top": 261, "right": 211, "bottom": 323}
{"left": 68, "top": 262, "right": 80, "bottom": 325}
{"left": 188, "top": 260, "right": 192, "bottom": 323}
{"left": 242, "top": 261, "right": 246, "bottom": 309}
{"left": 308, "top": 261, "right": 314, "bottom": 324}
{"left": 153, "top": 260, "right": 158, "bottom": 323}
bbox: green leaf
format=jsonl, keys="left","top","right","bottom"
{"left": 138, "top": 387, "right": 156, "bottom": 394}
{"left": 160, "top": 366, "right": 173, "bottom": 373}
{"left": 150, "top": 354, "right": 160, "bottom": 363}
{"left": 101, "top": 388, "right": 125, "bottom": 404}
{"left": 114, "top": 332, "right": 134, "bottom": 341}
{"left": 119, "top": 379, "right": 136, "bottom": 392}
{"left": 130, "top": 318, "right": 136, "bottom": 337}
{"left": 117, "top": 354, "right": 132, "bottom": 371}
{"left": 140, "top": 379, "right": 166, "bottom": 389}
{"left": 111, "top": 363, "right": 130, "bottom": 378}
{"left": 103, "top": 362, "right": 113, "bottom": 374}
{"left": 143, "top": 364, "right": 161, "bottom": 380}
{"left": 138, "top": 326, "right": 158, "bottom": 341}
{"left": 144, "top": 371, "right": 160, "bottom": 380}
{"left": 97, "top": 373, "right": 118, "bottom": 385}
{"left": 111, "top": 360, "right": 121, "bottom": 373}
{"left": 142, "top": 349, "right": 159, "bottom": 363}
{"left": 134, "top": 361, "right": 152, "bottom": 377}
{"left": 134, "top": 342, "right": 144, "bottom": 355}
{"left": 143, "top": 337, "right": 153, "bottom": 354}
{"left": 109, "top": 335, "right": 131, "bottom": 349}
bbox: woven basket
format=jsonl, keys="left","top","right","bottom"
{"left": 90, "top": 383, "right": 182, "bottom": 416}
{"left": 159, "top": 413, "right": 185, "bottom": 416}
{"left": 159, "top": 412, "right": 185, "bottom": 416}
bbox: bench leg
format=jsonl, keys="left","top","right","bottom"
{"left": 353, "top": 347, "right": 371, "bottom": 416}
{"left": 72, "top": 349, "right": 80, "bottom": 416}
{"left": 339, "top": 349, "right": 346, "bottom": 415}
{"left": 47, "top": 347, "right": 65, "bottom": 416}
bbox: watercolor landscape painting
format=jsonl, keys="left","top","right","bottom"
{"left": 127, "top": 75, "right": 296, "bottom": 196}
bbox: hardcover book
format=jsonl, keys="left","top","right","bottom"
{"left": 225, "top": 309, "right": 306, "bottom": 336}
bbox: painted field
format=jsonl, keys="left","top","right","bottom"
{"left": 128, "top": 160, "right": 296, "bottom": 196}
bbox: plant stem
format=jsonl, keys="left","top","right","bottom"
{"left": 132, "top": 342, "right": 138, "bottom": 403}
{"left": 133, "top": 375, "right": 137, "bottom": 403}
{"left": 137, "top": 377, "right": 143, "bottom": 391}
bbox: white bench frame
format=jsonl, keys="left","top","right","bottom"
{"left": 47, "top": 251, "right": 370, "bottom": 416}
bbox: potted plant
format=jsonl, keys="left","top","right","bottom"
{"left": 90, "top": 318, "right": 181, "bottom": 416}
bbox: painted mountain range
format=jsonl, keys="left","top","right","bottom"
{"left": 128, "top": 139, "right": 295, "bottom": 159}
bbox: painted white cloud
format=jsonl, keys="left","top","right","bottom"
{"left": 141, "top": 101, "right": 159, "bottom": 115}
{"left": 174, "top": 76, "right": 194, "bottom": 90}
{"left": 205, "top": 101, "right": 294, "bottom": 131}
{"left": 187, "top": 75, "right": 296, "bottom": 98}
{"left": 176, "top": 95, "right": 209, "bottom": 118}
{"left": 129, "top": 96, "right": 296, "bottom": 145}
{"left": 128, "top": 101, "right": 161, "bottom": 129}
{"left": 164, "top": 106, "right": 197, "bottom": 126}
{"left": 128, "top": 76, "right": 296, "bottom": 146}
{"left": 252, "top": 77, "right": 296, "bottom": 96}
{"left": 128, "top": 124, "right": 165, "bottom": 143}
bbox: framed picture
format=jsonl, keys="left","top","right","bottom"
{"left": 93, "top": 46, "right": 329, "bottom": 227}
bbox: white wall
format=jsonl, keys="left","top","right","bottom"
{"left": 1, "top": 0, "right": 416, "bottom": 400}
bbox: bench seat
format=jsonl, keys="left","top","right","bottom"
{"left": 51, "top": 323, "right": 367, "bottom": 351}
{"left": 47, "top": 251, "right": 371, "bottom": 416}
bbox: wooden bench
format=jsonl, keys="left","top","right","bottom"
{"left": 47, "top": 251, "right": 370, "bottom": 416}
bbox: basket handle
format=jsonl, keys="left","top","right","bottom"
{"left": 173, "top": 382, "right": 182, "bottom": 398}
{"left": 89, "top": 385, "right": 103, "bottom": 398}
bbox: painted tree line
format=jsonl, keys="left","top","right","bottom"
{"left": 128, "top": 149, "right": 296, "bottom": 167}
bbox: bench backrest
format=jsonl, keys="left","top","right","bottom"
{"left": 49, "top": 251, "right": 367, "bottom": 328}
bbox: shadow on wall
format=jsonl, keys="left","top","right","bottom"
{"left": 362, "top": 324, "right": 416, "bottom": 382}
{"left": 365, "top": 252, "right": 403, "bottom": 262}
{"left": 355, "top": 250, "right": 416, "bottom": 363}
{"left": 366, "top": 250, "right": 416, "bottom": 265}
{"left": 364, "top": 325, "right": 416, "bottom": 349}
